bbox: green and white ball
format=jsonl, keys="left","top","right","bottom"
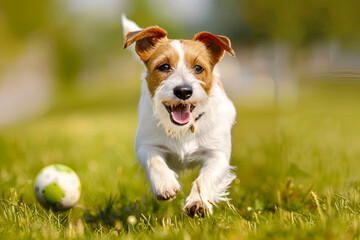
{"left": 34, "top": 164, "right": 81, "bottom": 210}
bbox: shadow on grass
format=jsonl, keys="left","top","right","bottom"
{"left": 83, "top": 187, "right": 185, "bottom": 233}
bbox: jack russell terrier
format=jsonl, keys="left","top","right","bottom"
{"left": 122, "top": 15, "right": 236, "bottom": 217}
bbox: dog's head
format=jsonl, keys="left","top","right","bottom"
{"left": 124, "top": 26, "right": 234, "bottom": 136}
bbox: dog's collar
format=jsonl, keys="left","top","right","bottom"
{"left": 190, "top": 112, "right": 205, "bottom": 133}
{"left": 195, "top": 112, "right": 204, "bottom": 121}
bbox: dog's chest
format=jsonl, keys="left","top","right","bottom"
{"left": 164, "top": 133, "right": 204, "bottom": 161}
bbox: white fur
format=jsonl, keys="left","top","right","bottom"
{"left": 122, "top": 16, "right": 236, "bottom": 214}
{"left": 121, "top": 14, "right": 142, "bottom": 35}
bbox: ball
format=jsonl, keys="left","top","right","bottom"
{"left": 34, "top": 164, "right": 81, "bottom": 210}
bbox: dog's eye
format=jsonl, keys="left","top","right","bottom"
{"left": 194, "top": 65, "right": 204, "bottom": 74}
{"left": 158, "top": 63, "right": 171, "bottom": 72}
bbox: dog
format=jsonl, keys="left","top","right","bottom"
{"left": 122, "top": 15, "right": 236, "bottom": 216}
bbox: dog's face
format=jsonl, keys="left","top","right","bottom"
{"left": 124, "top": 27, "right": 234, "bottom": 136}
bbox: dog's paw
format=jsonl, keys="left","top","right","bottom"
{"left": 185, "top": 200, "right": 212, "bottom": 217}
{"left": 149, "top": 167, "right": 181, "bottom": 201}
{"left": 185, "top": 201, "right": 206, "bottom": 217}
{"left": 156, "top": 185, "right": 180, "bottom": 201}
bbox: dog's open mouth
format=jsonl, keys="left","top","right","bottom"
{"left": 163, "top": 103, "right": 196, "bottom": 125}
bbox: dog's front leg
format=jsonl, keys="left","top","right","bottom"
{"left": 136, "top": 146, "right": 181, "bottom": 201}
{"left": 185, "top": 152, "right": 235, "bottom": 216}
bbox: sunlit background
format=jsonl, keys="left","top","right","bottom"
{"left": 1, "top": 0, "right": 360, "bottom": 238}
{"left": 1, "top": 0, "right": 359, "bottom": 126}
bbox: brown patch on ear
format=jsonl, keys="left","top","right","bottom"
{"left": 193, "top": 32, "right": 235, "bottom": 64}
{"left": 124, "top": 27, "right": 167, "bottom": 61}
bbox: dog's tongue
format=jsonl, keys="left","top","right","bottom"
{"left": 171, "top": 105, "right": 191, "bottom": 125}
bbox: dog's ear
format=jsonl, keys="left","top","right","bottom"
{"left": 194, "top": 32, "right": 235, "bottom": 64}
{"left": 124, "top": 27, "right": 167, "bottom": 61}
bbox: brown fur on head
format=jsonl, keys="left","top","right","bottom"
{"left": 124, "top": 27, "right": 234, "bottom": 96}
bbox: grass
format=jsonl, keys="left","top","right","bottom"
{"left": 1, "top": 78, "right": 360, "bottom": 239}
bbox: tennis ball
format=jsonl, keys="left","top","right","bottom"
{"left": 34, "top": 164, "right": 81, "bottom": 210}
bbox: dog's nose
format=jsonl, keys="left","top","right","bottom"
{"left": 173, "top": 85, "right": 193, "bottom": 100}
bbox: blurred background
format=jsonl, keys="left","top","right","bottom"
{"left": 0, "top": 0, "right": 360, "bottom": 126}
{"left": 1, "top": 0, "right": 360, "bottom": 211}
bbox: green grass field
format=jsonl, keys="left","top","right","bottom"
{"left": 1, "top": 79, "right": 360, "bottom": 239}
